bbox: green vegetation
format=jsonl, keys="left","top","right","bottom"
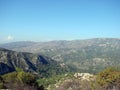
{"left": 37, "top": 73, "right": 74, "bottom": 90}
{"left": 37, "top": 64, "right": 69, "bottom": 78}
{"left": 96, "top": 67, "right": 120, "bottom": 89}
{"left": 0, "top": 71, "right": 44, "bottom": 90}
{"left": 37, "top": 67, "right": 120, "bottom": 90}
{"left": 0, "top": 66, "right": 120, "bottom": 90}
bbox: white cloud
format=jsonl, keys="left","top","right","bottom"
{"left": 7, "top": 35, "right": 14, "bottom": 41}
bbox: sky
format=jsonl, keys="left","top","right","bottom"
{"left": 0, "top": 0, "right": 120, "bottom": 43}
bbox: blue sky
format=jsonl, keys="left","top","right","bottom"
{"left": 0, "top": 0, "right": 120, "bottom": 43}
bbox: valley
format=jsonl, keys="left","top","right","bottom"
{"left": 1, "top": 38, "right": 120, "bottom": 73}
{"left": 0, "top": 38, "right": 120, "bottom": 90}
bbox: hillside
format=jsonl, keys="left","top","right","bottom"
{"left": 37, "top": 67, "right": 120, "bottom": 90}
{"left": 0, "top": 38, "right": 120, "bottom": 73}
{"left": 0, "top": 48, "right": 68, "bottom": 76}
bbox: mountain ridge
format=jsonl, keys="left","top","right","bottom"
{"left": 0, "top": 48, "right": 67, "bottom": 76}
{"left": 0, "top": 38, "right": 120, "bottom": 73}
{"left": 1, "top": 38, "right": 120, "bottom": 50}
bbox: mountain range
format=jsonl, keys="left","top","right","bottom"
{"left": 0, "top": 38, "right": 120, "bottom": 73}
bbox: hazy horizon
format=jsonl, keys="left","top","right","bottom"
{"left": 0, "top": 0, "right": 120, "bottom": 43}
{"left": 0, "top": 37, "right": 120, "bottom": 44}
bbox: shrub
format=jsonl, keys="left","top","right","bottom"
{"left": 1, "top": 71, "right": 42, "bottom": 90}
{"left": 96, "top": 67, "right": 120, "bottom": 89}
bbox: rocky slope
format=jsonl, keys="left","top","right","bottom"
{"left": 0, "top": 48, "right": 68, "bottom": 76}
